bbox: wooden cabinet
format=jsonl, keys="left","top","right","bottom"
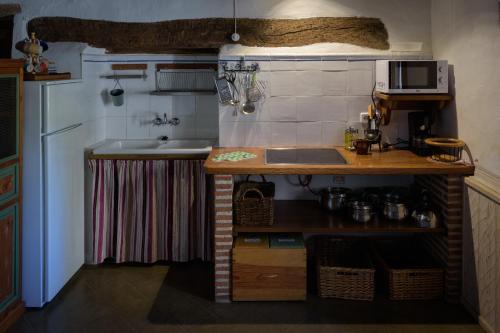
{"left": 0, "top": 204, "right": 18, "bottom": 304}
{"left": 232, "top": 234, "right": 307, "bottom": 301}
{"left": 0, "top": 59, "right": 24, "bottom": 332}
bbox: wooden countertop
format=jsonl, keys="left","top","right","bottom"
{"left": 204, "top": 147, "right": 475, "bottom": 175}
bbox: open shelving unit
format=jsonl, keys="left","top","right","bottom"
{"left": 233, "top": 200, "right": 445, "bottom": 234}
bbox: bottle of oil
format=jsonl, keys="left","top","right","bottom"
{"left": 344, "top": 127, "right": 358, "bottom": 151}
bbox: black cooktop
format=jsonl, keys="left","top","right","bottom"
{"left": 265, "top": 148, "right": 347, "bottom": 165}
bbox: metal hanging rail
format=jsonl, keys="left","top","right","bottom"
{"left": 99, "top": 72, "right": 148, "bottom": 80}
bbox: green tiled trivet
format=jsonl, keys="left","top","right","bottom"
{"left": 212, "top": 151, "right": 257, "bottom": 162}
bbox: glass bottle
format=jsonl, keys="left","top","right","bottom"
{"left": 344, "top": 127, "right": 358, "bottom": 151}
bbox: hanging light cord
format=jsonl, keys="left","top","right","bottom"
{"left": 233, "top": 0, "right": 237, "bottom": 35}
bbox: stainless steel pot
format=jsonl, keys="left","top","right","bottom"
{"left": 362, "top": 188, "right": 383, "bottom": 212}
{"left": 412, "top": 209, "right": 438, "bottom": 228}
{"left": 349, "top": 200, "right": 373, "bottom": 223}
{"left": 319, "top": 187, "right": 349, "bottom": 211}
{"left": 383, "top": 201, "right": 409, "bottom": 221}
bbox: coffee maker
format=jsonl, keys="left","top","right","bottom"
{"left": 408, "top": 111, "right": 434, "bottom": 156}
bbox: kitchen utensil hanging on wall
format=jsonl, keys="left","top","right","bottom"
{"left": 110, "top": 77, "right": 124, "bottom": 107}
{"left": 215, "top": 76, "right": 237, "bottom": 105}
{"left": 241, "top": 73, "right": 256, "bottom": 114}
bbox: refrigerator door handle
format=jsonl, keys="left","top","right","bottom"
{"left": 41, "top": 123, "right": 83, "bottom": 138}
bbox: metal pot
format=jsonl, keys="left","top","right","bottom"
{"left": 319, "top": 187, "right": 349, "bottom": 211}
{"left": 412, "top": 209, "right": 438, "bottom": 228}
{"left": 383, "top": 201, "right": 409, "bottom": 221}
{"left": 349, "top": 200, "right": 373, "bottom": 223}
{"left": 362, "top": 188, "right": 383, "bottom": 212}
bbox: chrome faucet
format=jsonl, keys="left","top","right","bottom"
{"left": 153, "top": 113, "right": 180, "bottom": 126}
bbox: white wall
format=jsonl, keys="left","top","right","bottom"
{"left": 82, "top": 52, "right": 219, "bottom": 140}
{"left": 219, "top": 57, "right": 412, "bottom": 147}
{"left": 4, "top": 0, "right": 432, "bottom": 57}
{"left": 2, "top": 0, "right": 434, "bottom": 142}
{"left": 431, "top": 2, "right": 500, "bottom": 332}
{"left": 463, "top": 173, "right": 500, "bottom": 333}
{"left": 431, "top": 0, "right": 500, "bottom": 177}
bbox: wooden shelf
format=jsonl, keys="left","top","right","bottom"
{"left": 111, "top": 63, "right": 147, "bottom": 71}
{"left": 375, "top": 92, "right": 452, "bottom": 125}
{"left": 233, "top": 200, "right": 445, "bottom": 234}
{"left": 24, "top": 72, "right": 71, "bottom": 81}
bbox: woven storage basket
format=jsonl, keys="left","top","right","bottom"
{"left": 317, "top": 238, "right": 375, "bottom": 301}
{"left": 373, "top": 240, "right": 443, "bottom": 300}
{"left": 234, "top": 188, "right": 274, "bottom": 225}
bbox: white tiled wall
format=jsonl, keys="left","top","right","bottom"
{"left": 82, "top": 54, "right": 219, "bottom": 141}
{"left": 219, "top": 57, "right": 408, "bottom": 147}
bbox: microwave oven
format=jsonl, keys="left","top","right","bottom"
{"left": 375, "top": 60, "right": 448, "bottom": 94}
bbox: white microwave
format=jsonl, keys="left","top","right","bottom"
{"left": 376, "top": 60, "right": 448, "bottom": 94}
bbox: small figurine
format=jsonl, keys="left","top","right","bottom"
{"left": 15, "top": 32, "right": 49, "bottom": 74}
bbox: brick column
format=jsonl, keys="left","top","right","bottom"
{"left": 416, "top": 175, "right": 464, "bottom": 303}
{"left": 213, "top": 175, "right": 234, "bottom": 303}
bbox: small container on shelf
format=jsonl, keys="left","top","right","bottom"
{"left": 348, "top": 200, "right": 374, "bottom": 223}
{"left": 424, "top": 138, "right": 465, "bottom": 163}
{"left": 344, "top": 126, "right": 359, "bottom": 151}
{"left": 234, "top": 175, "right": 274, "bottom": 226}
{"left": 316, "top": 237, "right": 375, "bottom": 301}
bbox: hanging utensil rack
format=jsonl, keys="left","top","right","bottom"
{"left": 216, "top": 60, "right": 264, "bottom": 108}
{"left": 150, "top": 63, "right": 218, "bottom": 96}
{"left": 99, "top": 63, "right": 148, "bottom": 80}
{"left": 222, "top": 60, "right": 259, "bottom": 73}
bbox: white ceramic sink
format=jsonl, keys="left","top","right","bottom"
{"left": 93, "top": 139, "right": 215, "bottom": 155}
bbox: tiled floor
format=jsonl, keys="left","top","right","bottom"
{"left": 8, "top": 261, "right": 483, "bottom": 333}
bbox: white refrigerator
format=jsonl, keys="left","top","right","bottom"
{"left": 23, "top": 80, "right": 88, "bottom": 307}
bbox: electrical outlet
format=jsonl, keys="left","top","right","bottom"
{"left": 359, "top": 112, "right": 369, "bottom": 123}
{"left": 332, "top": 176, "right": 346, "bottom": 185}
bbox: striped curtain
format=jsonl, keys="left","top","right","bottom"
{"left": 88, "top": 159, "right": 212, "bottom": 264}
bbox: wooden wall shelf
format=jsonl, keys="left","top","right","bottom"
{"left": 375, "top": 92, "right": 453, "bottom": 125}
{"left": 111, "top": 64, "right": 147, "bottom": 71}
{"left": 233, "top": 200, "right": 445, "bottom": 234}
{"left": 24, "top": 72, "right": 71, "bottom": 81}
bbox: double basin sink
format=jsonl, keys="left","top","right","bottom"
{"left": 93, "top": 140, "right": 347, "bottom": 165}
{"left": 93, "top": 139, "right": 215, "bottom": 155}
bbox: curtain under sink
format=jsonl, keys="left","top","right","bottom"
{"left": 88, "top": 159, "right": 212, "bottom": 264}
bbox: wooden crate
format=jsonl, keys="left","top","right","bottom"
{"left": 232, "top": 234, "right": 306, "bottom": 301}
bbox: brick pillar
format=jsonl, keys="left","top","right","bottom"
{"left": 213, "top": 175, "right": 233, "bottom": 303}
{"left": 416, "top": 175, "right": 464, "bottom": 303}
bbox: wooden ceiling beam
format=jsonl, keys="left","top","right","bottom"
{"left": 28, "top": 16, "right": 389, "bottom": 54}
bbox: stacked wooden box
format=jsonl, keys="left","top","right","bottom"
{"left": 232, "top": 234, "right": 306, "bottom": 301}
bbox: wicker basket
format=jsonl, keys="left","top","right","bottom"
{"left": 424, "top": 137, "right": 465, "bottom": 163}
{"left": 234, "top": 188, "right": 274, "bottom": 225}
{"left": 317, "top": 238, "right": 375, "bottom": 301}
{"left": 373, "top": 240, "right": 443, "bottom": 300}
